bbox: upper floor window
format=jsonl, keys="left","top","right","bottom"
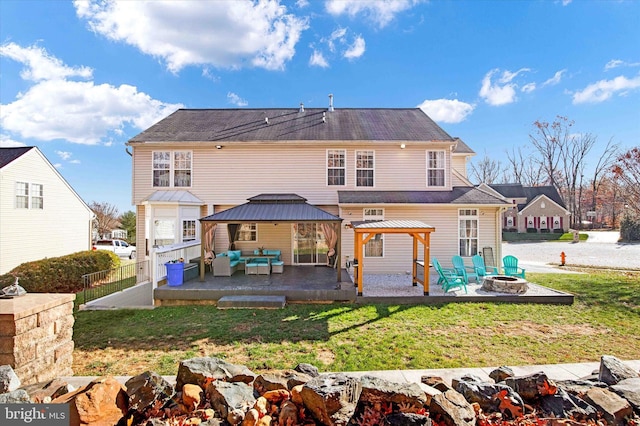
{"left": 459, "top": 209, "right": 478, "bottom": 257}
{"left": 236, "top": 223, "right": 257, "bottom": 241}
{"left": 327, "top": 150, "right": 345, "bottom": 186}
{"left": 363, "top": 208, "right": 384, "bottom": 257}
{"left": 153, "top": 151, "right": 192, "bottom": 187}
{"left": 356, "top": 150, "right": 374, "bottom": 187}
{"left": 427, "top": 151, "right": 446, "bottom": 187}
{"left": 15, "top": 182, "right": 43, "bottom": 209}
{"left": 182, "top": 220, "right": 197, "bottom": 242}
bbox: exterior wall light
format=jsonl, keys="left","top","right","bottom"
{"left": 216, "top": 145, "right": 222, "bottom": 149}
{"left": 400, "top": 144, "right": 406, "bottom": 149}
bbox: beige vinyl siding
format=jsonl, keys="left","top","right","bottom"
{"left": 131, "top": 143, "right": 455, "bottom": 207}
{"left": 340, "top": 205, "right": 501, "bottom": 273}
{"left": 451, "top": 155, "right": 468, "bottom": 179}
{"left": 0, "top": 149, "right": 93, "bottom": 274}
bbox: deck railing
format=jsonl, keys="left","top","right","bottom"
{"left": 153, "top": 241, "right": 201, "bottom": 287}
{"left": 82, "top": 260, "right": 150, "bottom": 305}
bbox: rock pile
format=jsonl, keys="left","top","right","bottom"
{"left": 1, "top": 355, "right": 639, "bottom": 426}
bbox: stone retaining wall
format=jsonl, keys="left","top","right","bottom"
{"left": 0, "top": 293, "right": 75, "bottom": 385}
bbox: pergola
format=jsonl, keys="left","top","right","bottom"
{"left": 350, "top": 220, "right": 435, "bottom": 296}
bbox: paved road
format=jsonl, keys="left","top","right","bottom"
{"left": 501, "top": 231, "right": 640, "bottom": 272}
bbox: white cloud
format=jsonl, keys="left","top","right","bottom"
{"left": 227, "top": 92, "right": 248, "bottom": 107}
{"left": 56, "top": 150, "right": 72, "bottom": 161}
{"left": 325, "top": 0, "right": 423, "bottom": 28}
{"left": 561, "top": 0, "right": 572, "bottom": 5}
{"left": 479, "top": 68, "right": 530, "bottom": 106}
{"left": 296, "top": 0, "right": 310, "bottom": 8}
{"left": 572, "top": 74, "right": 640, "bottom": 104}
{"left": 343, "top": 36, "right": 365, "bottom": 59}
{"left": 605, "top": 59, "right": 640, "bottom": 71}
{"left": 74, "top": 0, "right": 309, "bottom": 73}
{"left": 0, "top": 134, "right": 25, "bottom": 147}
{"left": 542, "top": 69, "right": 566, "bottom": 87}
{"left": 417, "top": 99, "right": 475, "bottom": 124}
{"left": 0, "top": 43, "right": 183, "bottom": 145}
{"left": 309, "top": 50, "right": 329, "bottom": 68}
{"left": 201, "top": 68, "right": 220, "bottom": 82}
{"left": 0, "top": 42, "right": 92, "bottom": 82}
{"left": 521, "top": 83, "right": 536, "bottom": 93}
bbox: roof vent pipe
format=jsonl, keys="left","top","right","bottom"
{"left": 328, "top": 94, "right": 334, "bottom": 112}
{"left": 299, "top": 102, "right": 304, "bottom": 112}
{"left": 265, "top": 117, "right": 269, "bottom": 125}
{"left": 322, "top": 112, "right": 326, "bottom": 123}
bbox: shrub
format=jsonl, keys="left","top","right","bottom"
{"left": 526, "top": 228, "right": 538, "bottom": 233}
{"left": 540, "top": 228, "right": 550, "bottom": 233}
{"left": 553, "top": 228, "right": 564, "bottom": 234}
{"left": 0, "top": 251, "right": 120, "bottom": 293}
{"left": 502, "top": 228, "right": 517, "bottom": 233}
{"left": 620, "top": 214, "right": 640, "bottom": 241}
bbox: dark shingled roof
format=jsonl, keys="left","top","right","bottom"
{"left": 128, "top": 108, "right": 458, "bottom": 144}
{"left": 0, "top": 147, "right": 33, "bottom": 168}
{"left": 489, "top": 184, "right": 566, "bottom": 209}
{"left": 200, "top": 194, "right": 342, "bottom": 222}
{"left": 338, "top": 188, "right": 509, "bottom": 205}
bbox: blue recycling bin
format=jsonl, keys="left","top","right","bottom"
{"left": 165, "top": 262, "right": 184, "bottom": 286}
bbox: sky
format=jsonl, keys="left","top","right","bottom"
{"left": 1, "top": 0, "right": 639, "bottom": 214}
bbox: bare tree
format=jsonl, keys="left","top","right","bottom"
{"left": 505, "top": 146, "right": 545, "bottom": 185}
{"left": 589, "top": 137, "right": 620, "bottom": 216}
{"left": 612, "top": 146, "right": 640, "bottom": 216}
{"left": 469, "top": 152, "right": 502, "bottom": 184}
{"left": 90, "top": 201, "right": 120, "bottom": 240}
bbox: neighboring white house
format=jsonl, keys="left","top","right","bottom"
{"left": 0, "top": 147, "right": 95, "bottom": 274}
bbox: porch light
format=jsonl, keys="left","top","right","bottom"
{"left": 400, "top": 143, "right": 406, "bottom": 149}
{"left": 216, "top": 145, "right": 222, "bottom": 149}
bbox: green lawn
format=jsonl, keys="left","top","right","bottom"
{"left": 72, "top": 270, "right": 640, "bottom": 376}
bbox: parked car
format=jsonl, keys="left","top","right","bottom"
{"left": 93, "top": 239, "right": 136, "bottom": 259}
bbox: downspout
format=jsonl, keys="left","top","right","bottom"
{"left": 496, "top": 206, "right": 505, "bottom": 271}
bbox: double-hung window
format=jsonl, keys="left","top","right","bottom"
{"left": 15, "top": 182, "right": 43, "bottom": 209}
{"left": 356, "top": 150, "right": 374, "bottom": 187}
{"left": 182, "top": 220, "right": 197, "bottom": 242}
{"left": 327, "top": 150, "right": 345, "bottom": 186}
{"left": 31, "top": 183, "right": 44, "bottom": 209}
{"left": 153, "top": 151, "right": 192, "bottom": 187}
{"left": 15, "top": 182, "right": 29, "bottom": 209}
{"left": 363, "top": 208, "right": 384, "bottom": 257}
{"left": 459, "top": 209, "right": 478, "bottom": 257}
{"left": 427, "top": 151, "right": 446, "bottom": 187}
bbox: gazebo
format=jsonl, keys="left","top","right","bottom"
{"left": 349, "top": 220, "right": 435, "bottom": 296}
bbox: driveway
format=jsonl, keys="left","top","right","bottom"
{"left": 501, "top": 231, "right": 640, "bottom": 272}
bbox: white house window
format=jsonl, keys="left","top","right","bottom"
{"left": 506, "top": 216, "right": 514, "bottom": 228}
{"left": 553, "top": 216, "right": 561, "bottom": 229}
{"left": 153, "top": 151, "right": 192, "bottom": 187}
{"left": 539, "top": 216, "right": 548, "bottom": 229}
{"left": 15, "top": 182, "right": 29, "bottom": 209}
{"left": 526, "top": 216, "right": 535, "bottom": 229}
{"left": 31, "top": 183, "right": 43, "bottom": 209}
{"left": 459, "top": 209, "right": 478, "bottom": 257}
{"left": 182, "top": 220, "right": 197, "bottom": 242}
{"left": 356, "top": 150, "right": 374, "bottom": 187}
{"left": 154, "top": 219, "right": 175, "bottom": 246}
{"left": 363, "top": 208, "right": 384, "bottom": 257}
{"left": 427, "top": 151, "right": 446, "bottom": 187}
{"left": 236, "top": 223, "right": 257, "bottom": 241}
{"left": 327, "top": 150, "right": 345, "bottom": 186}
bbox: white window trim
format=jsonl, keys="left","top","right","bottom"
{"left": 355, "top": 150, "right": 375, "bottom": 187}
{"left": 15, "top": 181, "right": 44, "bottom": 209}
{"left": 152, "top": 150, "right": 193, "bottom": 188}
{"left": 326, "top": 149, "right": 346, "bottom": 187}
{"left": 426, "top": 150, "right": 446, "bottom": 188}
{"left": 182, "top": 219, "right": 197, "bottom": 242}
{"left": 236, "top": 223, "right": 258, "bottom": 242}
{"left": 363, "top": 207, "right": 384, "bottom": 258}
{"left": 458, "top": 208, "right": 479, "bottom": 257}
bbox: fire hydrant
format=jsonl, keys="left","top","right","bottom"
{"left": 560, "top": 251, "right": 566, "bottom": 266}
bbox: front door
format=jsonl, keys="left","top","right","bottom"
{"left": 293, "top": 223, "right": 328, "bottom": 265}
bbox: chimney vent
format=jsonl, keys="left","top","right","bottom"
{"left": 299, "top": 102, "right": 304, "bottom": 112}
{"left": 328, "top": 94, "right": 334, "bottom": 112}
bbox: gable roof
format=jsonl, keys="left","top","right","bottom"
{"left": 0, "top": 147, "right": 34, "bottom": 169}
{"left": 200, "top": 194, "right": 342, "bottom": 222}
{"left": 338, "top": 188, "right": 509, "bottom": 205}
{"left": 128, "top": 108, "right": 461, "bottom": 145}
{"left": 489, "top": 184, "right": 566, "bottom": 209}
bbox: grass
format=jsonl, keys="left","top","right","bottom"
{"left": 72, "top": 269, "right": 640, "bottom": 377}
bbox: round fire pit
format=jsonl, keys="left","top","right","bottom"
{"left": 481, "top": 275, "right": 528, "bottom": 294}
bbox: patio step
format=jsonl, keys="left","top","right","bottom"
{"left": 217, "top": 295, "right": 287, "bottom": 309}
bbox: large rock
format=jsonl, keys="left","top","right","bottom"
{"left": 429, "top": 389, "right": 475, "bottom": 426}
{"left": 253, "top": 369, "right": 312, "bottom": 393}
{"left": 0, "top": 389, "right": 30, "bottom": 403}
{"left": 599, "top": 355, "right": 639, "bottom": 385}
{"left": 556, "top": 379, "right": 607, "bottom": 398}
{"left": 489, "top": 366, "right": 514, "bottom": 384}
{"left": 208, "top": 380, "right": 256, "bottom": 419}
{"left": 421, "top": 376, "right": 452, "bottom": 393}
{"left": 454, "top": 380, "right": 524, "bottom": 414}
{"left": 300, "top": 373, "right": 362, "bottom": 426}
{"left": 0, "top": 365, "right": 21, "bottom": 393}
{"left": 295, "top": 363, "right": 320, "bottom": 378}
{"left": 583, "top": 387, "right": 633, "bottom": 425}
{"left": 504, "top": 372, "right": 557, "bottom": 401}
{"left": 176, "top": 357, "right": 256, "bottom": 389}
{"left": 52, "top": 376, "right": 128, "bottom": 426}
{"left": 387, "top": 412, "right": 431, "bottom": 426}
{"left": 359, "top": 375, "right": 427, "bottom": 410}
{"left": 610, "top": 377, "right": 640, "bottom": 414}
{"left": 20, "top": 378, "right": 74, "bottom": 403}
{"left": 538, "top": 388, "right": 598, "bottom": 421}
{"left": 125, "top": 371, "right": 174, "bottom": 414}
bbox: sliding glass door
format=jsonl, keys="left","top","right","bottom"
{"left": 293, "top": 223, "right": 328, "bottom": 265}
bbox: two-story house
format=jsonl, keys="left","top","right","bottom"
{"left": 126, "top": 105, "right": 509, "bottom": 292}
{"left": 0, "top": 147, "right": 94, "bottom": 274}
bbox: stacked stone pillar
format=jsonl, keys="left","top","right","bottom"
{"left": 0, "top": 294, "right": 75, "bottom": 385}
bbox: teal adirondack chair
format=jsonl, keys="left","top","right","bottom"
{"left": 472, "top": 254, "right": 499, "bottom": 279}
{"left": 432, "top": 258, "right": 468, "bottom": 293}
{"left": 451, "top": 255, "right": 478, "bottom": 284}
{"left": 503, "top": 255, "right": 526, "bottom": 278}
